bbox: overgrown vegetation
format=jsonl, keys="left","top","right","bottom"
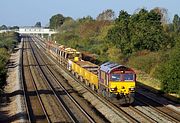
{"left": 0, "top": 32, "right": 20, "bottom": 88}
{"left": 155, "top": 38, "right": 180, "bottom": 95}
{"left": 50, "top": 8, "right": 180, "bottom": 96}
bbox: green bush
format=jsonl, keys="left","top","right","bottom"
{"left": 128, "top": 51, "right": 160, "bottom": 74}
{"left": 0, "top": 32, "right": 19, "bottom": 88}
{"left": 0, "top": 48, "right": 9, "bottom": 87}
{"left": 156, "top": 41, "right": 180, "bottom": 95}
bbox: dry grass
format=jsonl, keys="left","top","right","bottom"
{"left": 137, "top": 72, "right": 161, "bottom": 90}
{"left": 135, "top": 70, "right": 180, "bottom": 100}
{"left": 135, "top": 70, "right": 161, "bottom": 90}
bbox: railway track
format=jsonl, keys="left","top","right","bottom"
{"left": 22, "top": 36, "right": 80, "bottom": 122}
{"left": 27, "top": 38, "right": 78, "bottom": 122}
{"left": 29, "top": 37, "right": 96, "bottom": 123}
{"left": 137, "top": 85, "right": 180, "bottom": 113}
{"left": 116, "top": 105, "right": 157, "bottom": 123}
{"left": 134, "top": 92, "right": 180, "bottom": 123}
{"left": 21, "top": 37, "right": 50, "bottom": 123}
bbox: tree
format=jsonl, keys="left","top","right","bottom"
{"left": 65, "top": 16, "right": 74, "bottom": 21}
{"left": 0, "top": 48, "right": 9, "bottom": 86}
{"left": 78, "top": 16, "right": 94, "bottom": 23}
{"left": 0, "top": 25, "right": 8, "bottom": 30}
{"left": 9, "top": 26, "right": 19, "bottom": 30}
{"left": 60, "top": 18, "right": 76, "bottom": 33}
{"left": 96, "top": 9, "right": 115, "bottom": 21}
{"left": 131, "top": 8, "right": 165, "bottom": 51}
{"left": 35, "top": 22, "right": 41, "bottom": 27}
{"left": 49, "top": 14, "right": 65, "bottom": 29}
{"left": 107, "top": 46, "right": 123, "bottom": 63}
{"left": 0, "top": 32, "right": 19, "bottom": 87}
{"left": 152, "top": 7, "right": 169, "bottom": 25}
{"left": 107, "top": 8, "right": 169, "bottom": 55}
{"left": 107, "top": 10, "right": 131, "bottom": 55}
{"left": 173, "top": 14, "right": 180, "bottom": 33}
{"left": 157, "top": 39, "right": 180, "bottom": 95}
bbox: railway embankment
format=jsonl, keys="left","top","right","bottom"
{"left": 130, "top": 67, "right": 180, "bottom": 104}
{"left": 0, "top": 41, "right": 26, "bottom": 122}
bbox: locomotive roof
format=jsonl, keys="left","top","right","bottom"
{"left": 100, "top": 62, "right": 125, "bottom": 73}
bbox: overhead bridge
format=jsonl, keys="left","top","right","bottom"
{"left": 0, "top": 27, "right": 57, "bottom": 37}
{"left": 17, "top": 27, "right": 57, "bottom": 36}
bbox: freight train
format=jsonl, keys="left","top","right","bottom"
{"left": 46, "top": 41, "right": 136, "bottom": 104}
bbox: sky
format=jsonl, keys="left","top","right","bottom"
{"left": 0, "top": 0, "right": 179, "bottom": 27}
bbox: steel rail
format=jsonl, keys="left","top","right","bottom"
{"left": 32, "top": 38, "right": 96, "bottom": 123}
{"left": 20, "top": 36, "right": 31, "bottom": 122}
{"left": 135, "top": 92, "right": 180, "bottom": 123}
{"left": 25, "top": 38, "right": 51, "bottom": 123}
{"left": 28, "top": 38, "right": 78, "bottom": 123}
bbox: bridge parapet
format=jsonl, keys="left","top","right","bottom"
{"left": 17, "top": 27, "right": 57, "bottom": 35}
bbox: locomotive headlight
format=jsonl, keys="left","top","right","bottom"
{"left": 111, "top": 88, "right": 115, "bottom": 91}
{"left": 111, "top": 87, "right": 117, "bottom": 91}
{"left": 129, "top": 88, "right": 135, "bottom": 91}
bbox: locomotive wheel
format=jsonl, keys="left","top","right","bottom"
{"left": 122, "top": 94, "right": 135, "bottom": 104}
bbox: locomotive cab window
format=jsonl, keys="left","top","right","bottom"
{"left": 124, "top": 74, "right": 134, "bottom": 81}
{"left": 110, "top": 74, "right": 121, "bottom": 81}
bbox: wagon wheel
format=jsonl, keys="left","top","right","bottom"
{"left": 79, "top": 76, "right": 84, "bottom": 82}
{"left": 75, "top": 72, "right": 79, "bottom": 79}
{"left": 85, "top": 80, "right": 89, "bottom": 86}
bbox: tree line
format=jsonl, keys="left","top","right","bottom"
{"left": 49, "top": 8, "right": 180, "bottom": 96}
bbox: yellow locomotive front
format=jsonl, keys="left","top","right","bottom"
{"left": 98, "top": 62, "right": 136, "bottom": 104}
